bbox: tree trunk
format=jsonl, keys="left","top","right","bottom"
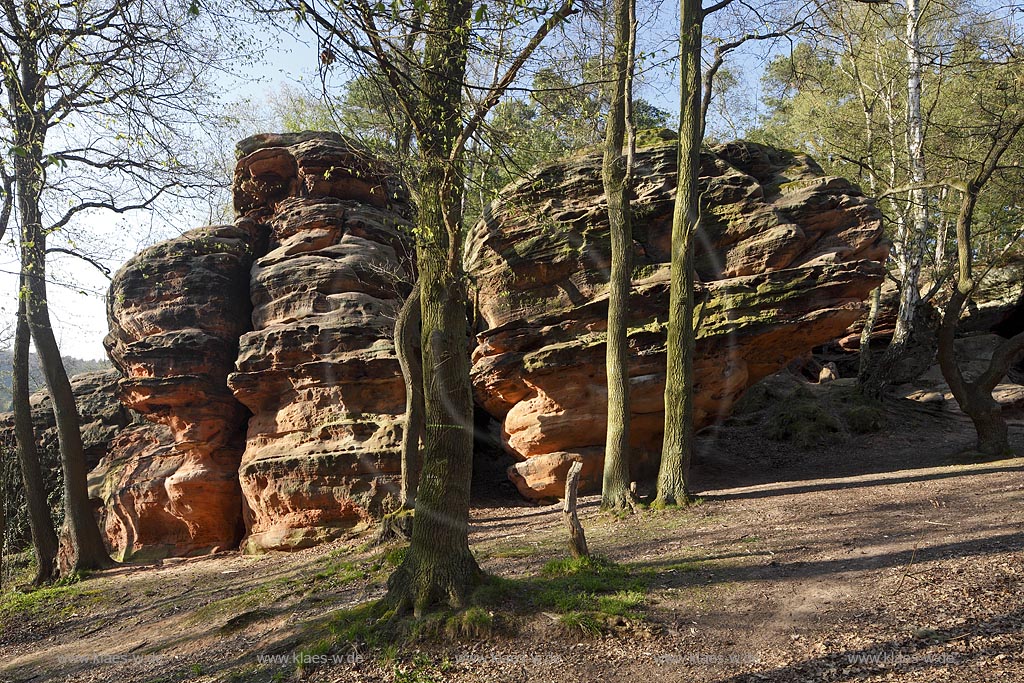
{"left": 10, "top": 25, "right": 111, "bottom": 574}
{"left": 395, "top": 282, "right": 424, "bottom": 510}
{"left": 382, "top": 0, "right": 481, "bottom": 616}
{"left": 938, "top": 188, "right": 1024, "bottom": 458}
{"left": 385, "top": 164, "right": 482, "bottom": 615}
{"left": 12, "top": 291, "right": 59, "bottom": 584}
{"left": 655, "top": 0, "right": 702, "bottom": 507}
{"left": 938, "top": 290, "right": 1021, "bottom": 457}
{"left": 857, "top": 286, "right": 882, "bottom": 386}
{"left": 600, "top": 0, "right": 636, "bottom": 512}
{"left": 18, "top": 167, "right": 112, "bottom": 573}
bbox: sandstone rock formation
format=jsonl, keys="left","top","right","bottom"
{"left": 102, "top": 221, "right": 262, "bottom": 557}
{"left": 0, "top": 369, "right": 136, "bottom": 554}
{"left": 98, "top": 132, "right": 414, "bottom": 555}
{"left": 959, "top": 257, "right": 1024, "bottom": 337}
{"left": 91, "top": 132, "right": 890, "bottom": 555}
{"left": 227, "top": 133, "right": 413, "bottom": 552}
{"left": 10, "top": 369, "right": 135, "bottom": 471}
{"left": 467, "top": 138, "right": 889, "bottom": 499}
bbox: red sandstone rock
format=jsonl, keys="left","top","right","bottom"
{"left": 466, "top": 138, "right": 889, "bottom": 500}
{"left": 227, "top": 133, "right": 413, "bottom": 551}
{"left": 95, "top": 133, "right": 414, "bottom": 557}
{"left": 101, "top": 221, "right": 263, "bottom": 557}
{"left": 92, "top": 133, "right": 892, "bottom": 554}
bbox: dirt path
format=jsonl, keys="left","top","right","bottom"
{"left": 1, "top": 394, "right": 1022, "bottom": 683}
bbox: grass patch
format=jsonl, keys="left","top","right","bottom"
{"left": 471, "top": 555, "right": 653, "bottom": 636}
{"left": 558, "top": 610, "right": 602, "bottom": 635}
{"left": 0, "top": 575, "right": 103, "bottom": 622}
{"left": 765, "top": 387, "right": 841, "bottom": 447}
{"left": 596, "top": 590, "right": 645, "bottom": 616}
{"left": 842, "top": 403, "right": 886, "bottom": 433}
{"left": 188, "top": 585, "right": 281, "bottom": 624}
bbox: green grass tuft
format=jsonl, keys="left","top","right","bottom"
{"left": 558, "top": 611, "right": 602, "bottom": 635}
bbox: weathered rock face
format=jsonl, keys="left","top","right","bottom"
{"left": 467, "top": 138, "right": 888, "bottom": 499}
{"left": 102, "top": 221, "right": 263, "bottom": 557}
{"left": 97, "top": 133, "right": 413, "bottom": 556}
{"left": 960, "top": 257, "right": 1024, "bottom": 338}
{"left": 13, "top": 369, "right": 135, "bottom": 471}
{"left": 93, "top": 132, "right": 889, "bottom": 552}
{"left": 227, "top": 133, "right": 413, "bottom": 552}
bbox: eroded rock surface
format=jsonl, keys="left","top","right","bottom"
{"left": 92, "top": 133, "right": 890, "bottom": 553}
{"left": 1, "top": 370, "right": 133, "bottom": 539}
{"left": 102, "top": 221, "right": 263, "bottom": 557}
{"left": 94, "top": 133, "right": 414, "bottom": 557}
{"left": 467, "top": 138, "right": 888, "bottom": 499}
{"left": 227, "top": 133, "right": 413, "bottom": 551}
{"left": 6, "top": 369, "right": 134, "bottom": 471}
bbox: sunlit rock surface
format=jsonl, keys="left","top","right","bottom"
{"left": 466, "top": 137, "right": 889, "bottom": 500}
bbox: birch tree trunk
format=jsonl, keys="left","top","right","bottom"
{"left": 861, "top": 0, "right": 930, "bottom": 398}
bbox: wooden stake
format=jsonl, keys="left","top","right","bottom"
{"left": 563, "top": 459, "right": 589, "bottom": 558}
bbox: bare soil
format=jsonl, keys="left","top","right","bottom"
{"left": 1, "top": 378, "right": 1022, "bottom": 683}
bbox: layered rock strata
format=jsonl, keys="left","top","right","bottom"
{"left": 98, "top": 133, "right": 413, "bottom": 555}
{"left": 227, "top": 134, "right": 414, "bottom": 551}
{"left": 93, "top": 132, "right": 891, "bottom": 551}
{"left": 103, "top": 221, "right": 262, "bottom": 557}
{"left": 466, "top": 138, "right": 889, "bottom": 499}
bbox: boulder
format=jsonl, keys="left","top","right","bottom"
{"left": 95, "top": 133, "right": 414, "bottom": 556}
{"left": 91, "top": 133, "right": 891, "bottom": 552}
{"left": 10, "top": 369, "right": 135, "bottom": 471}
{"left": 959, "top": 257, "right": 1024, "bottom": 338}
{"left": 0, "top": 369, "right": 133, "bottom": 552}
{"left": 467, "top": 139, "right": 888, "bottom": 500}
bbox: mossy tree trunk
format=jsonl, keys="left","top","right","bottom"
{"left": 655, "top": 0, "right": 702, "bottom": 507}
{"left": 283, "top": 0, "right": 576, "bottom": 615}
{"left": 600, "top": 0, "right": 638, "bottom": 512}
{"left": 382, "top": 0, "right": 483, "bottom": 616}
{"left": 857, "top": 286, "right": 882, "bottom": 386}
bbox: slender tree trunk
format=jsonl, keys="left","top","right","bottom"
{"left": 12, "top": 291, "right": 59, "bottom": 584}
{"left": 396, "top": 282, "right": 424, "bottom": 509}
{"left": 933, "top": 187, "right": 949, "bottom": 277}
{"left": 894, "top": 0, "right": 928, "bottom": 345}
{"left": 0, "top": 449, "right": 5, "bottom": 588}
{"left": 857, "top": 286, "right": 882, "bottom": 386}
{"left": 10, "top": 17, "right": 110, "bottom": 573}
{"left": 655, "top": 0, "right": 702, "bottom": 507}
{"left": 383, "top": 0, "right": 482, "bottom": 616}
{"left": 18, "top": 166, "right": 113, "bottom": 573}
{"left": 600, "top": 0, "right": 636, "bottom": 512}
